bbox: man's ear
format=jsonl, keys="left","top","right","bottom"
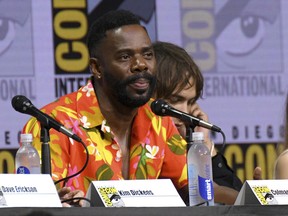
{"left": 89, "top": 58, "right": 102, "bottom": 79}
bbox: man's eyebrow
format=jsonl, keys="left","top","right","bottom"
{"left": 115, "top": 46, "right": 153, "bottom": 55}
{"left": 115, "top": 48, "right": 133, "bottom": 54}
{"left": 170, "top": 94, "right": 185, "bottom": 99}
{"left": 142, "top": 45, "right": 154, "bottom": 52}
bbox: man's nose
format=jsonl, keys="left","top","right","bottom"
{"left": 131, "top": 55, "right": 148, "bottom": 72}
{"left": 178, "top": 103, "right": 189, "bottom": 114}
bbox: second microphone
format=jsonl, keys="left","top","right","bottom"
{"left": 150, "top": 99, "right": 222, "bottom": 133}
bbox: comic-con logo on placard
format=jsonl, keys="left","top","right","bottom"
{"left": 97, "top": 186, "right": 125, "bottom": 207}
{"left": 180, "top": 0, "right": 282, "bottom": 74}
{"left": 252, "top": 186, "right": 278, "bottom": 205}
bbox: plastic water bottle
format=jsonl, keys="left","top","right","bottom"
{"left": 187, "top": 132, "right": 214, "bottom": 206}
{"left": 15, "top": 133, "right": 41, "bottom": 174}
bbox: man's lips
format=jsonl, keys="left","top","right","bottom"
{"left": 129, "top": 78, "right": 149, "bottom": 90}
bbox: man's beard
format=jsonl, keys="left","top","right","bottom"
{"left": 104, "top": 71, "right": 156, "bottom": 108}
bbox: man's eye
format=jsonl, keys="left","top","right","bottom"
{"left": 144, "top": 51, "right": 153, "bottom": 59}
{"left": 120, "top": 54, "right": 129, "bottom": 60}
{"left": 168, "top": 97, "right": 179, "bottom": 104}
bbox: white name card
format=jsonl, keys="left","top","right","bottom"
{"left": 0, "top": 174, "right": 62, "bottom": 207}
{"left": 85, "top": 179, "right": 186, "bottom": 207}
{"left": 235, "top": 180, "right": 288, "bottom": 205}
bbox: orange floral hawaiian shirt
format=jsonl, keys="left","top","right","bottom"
{"left": 23, "top": 80, "right": 188, "bottom": 194}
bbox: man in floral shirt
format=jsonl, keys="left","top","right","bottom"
{"left": 23, "top": 10, "right": 188, "bottom": 206}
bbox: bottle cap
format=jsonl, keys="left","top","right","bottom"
{"left": 20, "top": 133, "right": 33, "bottom": 143}
{"left": 192, "top": 132, "right": 204, "bottom": 141}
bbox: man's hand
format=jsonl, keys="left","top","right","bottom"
{"left": 213, "top": 182, "right": 239, "bottom": 205}
{"left": 253, "top": 166, "right": 262, "bottom": 180}
{"left": 58, "top": 187, "right": 85, "bottom": 207}
{"left": 190, "top": 103, "right": 217, "bottom": 156}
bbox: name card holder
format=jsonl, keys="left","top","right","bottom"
{"left": 235, "top": 180, "right": 288, "bottom": 205}
{"left": 0, "top": 174, "right": 62, "bottom": 207}
{"left": 85, "top": 179, "right": 186, "bottom": 207}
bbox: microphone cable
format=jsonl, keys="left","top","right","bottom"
{"left": 54, "top": 138, "right": 92, "bottom": 207}
{"left": 219, "top": 130, "right": 226, "bottom": 154}
{"left": 186, "top": 125, "right": 226, "bottom": 154}
{"left": 54, "top": 138, "right": 89, "bottom": 186}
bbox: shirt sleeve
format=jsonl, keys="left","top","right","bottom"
{"left": 212, "top": 152, "right": 243, "bottom": 191}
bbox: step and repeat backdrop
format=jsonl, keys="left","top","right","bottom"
{"left": 0, "top": 0, "right": 288, "bottom": 182}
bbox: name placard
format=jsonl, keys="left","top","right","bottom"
{"left": 0, "top": 174, "right": 62, "bottom": 207}
{"left": 85, "top": 179, "right": 186, "bottom": 207}
{"left": 235, "top": 180, "right": 288, "bottom": 205}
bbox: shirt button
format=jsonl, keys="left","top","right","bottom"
{"left": 218, "top": 163, "right": 223, "bottom": 168}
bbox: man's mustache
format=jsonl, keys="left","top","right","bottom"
{"left": 124, "top": 73, "right": 155, "bottom": 85}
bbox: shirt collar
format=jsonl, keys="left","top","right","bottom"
{"left": 75, "top": 79, "right": 153, "bottom": 137}
{"left": 76, "top": 79, "right": 104, "bottom": 129}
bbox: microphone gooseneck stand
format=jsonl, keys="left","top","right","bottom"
{"left": 37, "top": 112, "right": 53, "bottom": 175}
{"left": 186, "top": 126, "right": 194, "bottom": 151}
{"left": 40, "top": 125, "right": 51, "bottom": 175}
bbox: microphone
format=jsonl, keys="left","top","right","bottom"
{"left": 11, "top": 95, "right": 82, "bottom": 142}
{"left": 151, "top": 99, "right": 222, "bottom": 132}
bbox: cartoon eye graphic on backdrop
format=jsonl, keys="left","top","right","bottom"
{"left": 216, "top": 15, "right": 265, "bottom": 57}
{"left": 0, "top": 18, "right": 16, "bottom": 56}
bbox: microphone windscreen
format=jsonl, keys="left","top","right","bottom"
{"left": 151, "top": 99, "right": 167, "bottom": 116}
{"left": 11, "top": 95, "right": 28, "bottom": 113}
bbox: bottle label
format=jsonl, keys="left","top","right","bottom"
{"left": 16, "top": 166, "right": 30, "bottom": 174}
{"left": 198, "top": 176, "right": 214, "bottom": 201}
